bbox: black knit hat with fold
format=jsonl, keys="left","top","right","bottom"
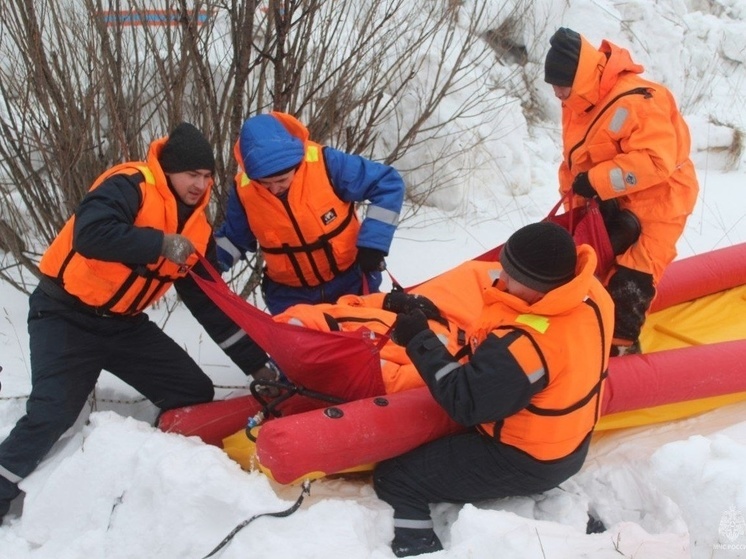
{"left": 159, "top": 122, "right": 215, "bottom": 174}
{"left": 499, "top": 222, "right": 577, "bottom": 293}
{"left": 544, "top": 27, "right": 582, "bottom": 87}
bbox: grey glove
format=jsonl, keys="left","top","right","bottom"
{"left": 161, "top": 234, "right": 195, "bottom": 265}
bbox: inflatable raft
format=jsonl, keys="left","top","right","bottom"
{"left": 159, "top": 243, "right": 746, "bottom": 484}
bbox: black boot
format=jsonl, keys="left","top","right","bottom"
{"left": 0, "top": 475, "right": 21, "bottom": 524}
{"left": 392, "top": 527, "right": 443, "bottom": 557}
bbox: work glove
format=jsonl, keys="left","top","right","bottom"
{"left": 391, "top": 308, "right": 429, "bottom": 346}
{"left": 571, "top": 172, "right": 598, "bottom": 199}
{"left": 355, "top": 247, "right": 386, "bottom": 272}
{"left": 383, "top": 292, "right": 444, "bottom": 323}
{"left": 215, "top": 244, "right": 234, "bottom": 273}
{"left": 251, "top": 359, "right": 287, "bottom": 397}
{"left": 161, "top": 233, "right": 195, "bottom": 265}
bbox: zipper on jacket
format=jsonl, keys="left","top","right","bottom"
{"left": 566, "top": 87, "right": 652, "bottom": 172}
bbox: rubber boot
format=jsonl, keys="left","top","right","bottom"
{"left": 0, "top": 474, "right": 20, "bottom": 524}
{"left": 392, "top": 527, "right": 443, "bottom": 557}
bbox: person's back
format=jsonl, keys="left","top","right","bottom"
{"left": 215, "top": 112, "right": 404, "bottom": 315}
{"left": 545, "top": 28, "right": 699, "bottom": 356}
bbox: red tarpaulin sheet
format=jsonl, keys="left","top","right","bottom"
{"left": 190, "top": 256, "right": 387, "bottom": 401}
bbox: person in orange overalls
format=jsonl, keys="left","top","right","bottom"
{"left": 373, "top": 222, "right": 615, "bottom": 557}
{"left": 544, "top": 27, "right": 699, "bottom": 356}
{"left": 0, "top": 124, "right": 269, "bottom": 524}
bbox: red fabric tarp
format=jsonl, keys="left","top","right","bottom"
{"left": 191, "top": 257, "right": 387, "bottom": 401}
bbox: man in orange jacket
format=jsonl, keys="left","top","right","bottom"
{"left": 544, "top": 27, "right": 699, "bottom": 356}
{"left": 374, "top": 222, "right": 614, "bottom": 556}
{"left": 0, "top": 124, "right": 269, "bottom": 524}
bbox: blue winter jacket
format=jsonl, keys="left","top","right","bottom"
{"left": 215, "top": 113, "right": 404, "bottom": 314}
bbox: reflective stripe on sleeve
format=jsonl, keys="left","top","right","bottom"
{"left": 365, "top": 204, "right": 400, "bottom": 226}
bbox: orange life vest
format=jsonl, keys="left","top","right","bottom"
{"left": 39, "top": 150, "right": 212, "bottom": 315}
{"left": 474, "top": 247, "right": 614, "bottom": 461}
{"left": 233, "top": 140, "right": 360, "bottom": 288}
{"left": 273, "top": 295, "right": 465, "bottom": 394}
{"left": 273, "top": 260, "right": 503, "bottom": 394}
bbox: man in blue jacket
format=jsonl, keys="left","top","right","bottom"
{"left": 215, "top": 112, "right": 405, "bottom": 315}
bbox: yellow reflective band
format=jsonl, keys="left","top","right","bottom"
{"left": 239, "top": 173, "right": 250, "bottom": 187}
{"left": 139, "top": 166, "right": 155, "bottom": 186}
{"left": 515, "top": 314, "right": 550, "bottom": 334}
{"left": 306, "top": 145, "right": 319, "bottom": 162}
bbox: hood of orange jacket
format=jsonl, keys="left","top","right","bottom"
{"left": 565, "top": 36, "right": 644, "bottom": 115}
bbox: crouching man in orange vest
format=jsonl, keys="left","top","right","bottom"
{"left": 0, "top": 123, "right": 269, "bottom": 523}
{"left": 373, "top": 222, "right": 615, "bottom": 557}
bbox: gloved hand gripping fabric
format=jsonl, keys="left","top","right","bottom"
{"left": 571, "top": 172, "right": 598, "bottom": 199}
{"left": 383, "top": 292, "right": 446, "bottom": 325}
{"left": 161, "top": 233, "right": 195, "bottom": 265}
{"left": 391, "top": 309, "right": 430, "bottom": 346}
{"left": 355, "top": 247, "right": 387, "bottom": 272}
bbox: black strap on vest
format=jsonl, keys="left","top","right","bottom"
{"left": 523, "top": 298, "right": 608, "bottom": 417}
{"left": 260, "top": 199, "right": 357, "bottom": 287}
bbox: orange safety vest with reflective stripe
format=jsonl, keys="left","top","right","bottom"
{"left": 233, "top": 141, "right": 361, "bottom": 288}
{"left": 273, "top": 293, "right": 469, "bottom": 395}
{"left": 39, "top": 152, "right": 211, "bottom": 315}
{"left": 473, "top": 247, "right": 614, "bottom": 461}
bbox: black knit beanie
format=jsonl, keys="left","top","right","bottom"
{"left": 159, "top": 122, "right": 215, "bottom": 174}
{"left": 544, "top": 27, "right": 582, "bottom": 87}
{"left": 499, "top": 222, "right": 577, "bottom": 293}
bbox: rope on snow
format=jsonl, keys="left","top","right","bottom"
{"left": 201, "top": 480, "right": 312, "bottom": 558}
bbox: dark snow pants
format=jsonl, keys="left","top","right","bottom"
{"left": 373, "top": 431, "right": 588, "bottom": 529}
{"left": 0, "top": 288, "right": 214, "bottom": 507}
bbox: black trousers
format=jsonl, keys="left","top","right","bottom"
{"left": 0, "top": 288, "right": 214, "bottom": 501}
{"left": 374, "top": 430, "right": 588, "bottom": 523}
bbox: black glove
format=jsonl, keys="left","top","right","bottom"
{"left": 161, "top": 233, "right": 195, "bottom": 265}
{"left": 572, "top": 172, "right": 598, "bottom": 199}
{"left": 355, "top": 247, "right": 386, "bottom": 272}
{"left": 391, "top": 309, "right": 429, "bottom": 346}
{"left": 383, "top": 292, "right": 444, "bottom": 323}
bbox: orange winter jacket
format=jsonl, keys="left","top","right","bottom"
{"left": 274, "top": 299, "right": 446, "bottom": 394}
{"left": 39, "top": 138, "right": 212, "bottom": 315}
{"left": 474, "top": 246, "right": 615, "bottom": 460}
{"left": 233, "top": 115, "right": 360, "bottom": 288}
{"left": 558, "top": 35, "right": 699, "bottom": 282}
{"left": 274, "top": 260, "right": 503, "bottom": 394}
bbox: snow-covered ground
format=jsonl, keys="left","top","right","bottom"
{"left": 3, "top": 0, "right": 746, "bottom": 557}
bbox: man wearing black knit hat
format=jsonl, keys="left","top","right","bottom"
{"left": 0, "top": 123, "right": 270, "bottom": 524}
{"left": 544, "top": 27, "right": 699, "bottom": 357}
{"left": 544, "top": 27, "right": 582, "bottom": 88}
{"left": 374, "top": 222, "right": 615, "bottom": 556}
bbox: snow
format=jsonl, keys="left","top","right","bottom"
{"left": 3, "top": 0, "right": 746, "bottom": 557}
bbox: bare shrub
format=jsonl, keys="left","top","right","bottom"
{"left": 0, "top": 0, "right": 524, "bottom": 297}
